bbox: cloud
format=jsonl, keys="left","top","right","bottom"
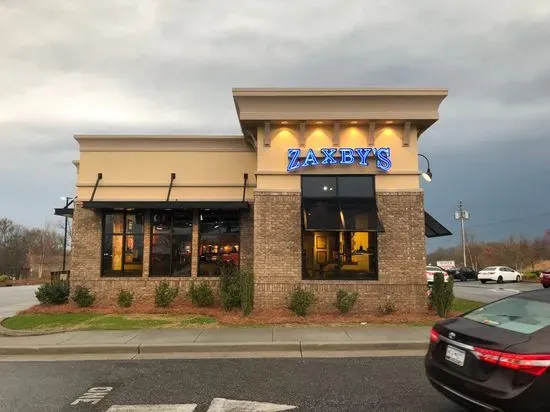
{"left": 1, "top": 0, "right": 550, "bottom": 243}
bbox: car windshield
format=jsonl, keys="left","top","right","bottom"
{"left": 482, "top": 267, "right": 497, "bottom": 271}
{"left": 464, "top": 297, "right": 550, "bottom": 335}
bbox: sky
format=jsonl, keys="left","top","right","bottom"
{"left": 1, "top": 0, "right": 550, "bottom": 251}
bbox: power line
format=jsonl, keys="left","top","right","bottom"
{"left": 467, "top": 212, "right": 550, "bottom": 230}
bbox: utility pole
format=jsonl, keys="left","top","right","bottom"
{"left": 455, "top": 201, "right": 470, "bottom": 267}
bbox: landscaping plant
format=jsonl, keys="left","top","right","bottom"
{"left": 219, "top": 263, "right": 241, "bottom": 311}
{"left": 335, "top": 289, "right": 359, "bottom": 314}
{"left": 377, "top": 297, "right": 396, "bottom": 315}
{"left": 0, "top": 275, "right": 9, "bottom": 282}
{"left": 72, "top": 286, "right": 96, "bottom": 308}
{"left": 118, "top": 289, "right": 134, "bottom": 308}
{"left": 154, "top": 281, "right": 179, "bottom": 308}
{"left": 35, "top": 282, "right": 70, "bottom": 305}
{"left": 188, "top": 282, "right": 214, "bottom": 307}
{"left": 431, "top": 272, "right": 454, "bottom": 317}
{"left": 288, "top": 287, "right": 315, "bottom": 316}
{"left": 239, "top": 268, "right": 254, "bottom": 316}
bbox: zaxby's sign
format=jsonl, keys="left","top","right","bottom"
{"left": 287, "top": 147, "right": 392, "bottom": 172}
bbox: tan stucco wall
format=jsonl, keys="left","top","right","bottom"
{"left": 255, "top": 124, "right": 421, "bottom": 193}
{"left": 77, "top": 151, "right": 257, "bottom": 201}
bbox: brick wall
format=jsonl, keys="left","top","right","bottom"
{"left": 70, "top": 202, "right": 102, "bottom": 281}
{"left": 240, "top": 205, "right": 254, "bottom": 269}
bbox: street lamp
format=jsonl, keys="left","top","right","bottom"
{"left": 60, "top": 196, "right": 74, "bottom": 271}
{"left": 418, "top": 153, "right": 433, "bottom": 182}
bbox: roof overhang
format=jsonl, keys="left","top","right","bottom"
{"left": 232, "top": 87, "right": 448, "bottom": 142}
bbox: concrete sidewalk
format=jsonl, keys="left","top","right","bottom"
{"left": 0, "top": 326, "right": 430, "bottom": 358}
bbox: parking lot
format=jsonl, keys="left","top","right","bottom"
{"left": 453, "top": 279, "right": 541, "bottom": 303}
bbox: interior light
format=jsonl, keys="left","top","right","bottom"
{"left": 350, "top": 121, "right": 358, "bottom": 125}
{"left": 281, "top": 121, "right": 289, "bottom": 125}
{"left": 385, "top": 121, "right": 394, "bottom": 125}
{"left": 323, "top": 186, "right": 328, "bottom": 191}
{"left": 315, "top": 121, "right": 323, "bottom": 125}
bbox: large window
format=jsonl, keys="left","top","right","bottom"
{"left": 301, "top": 176, "right": 381, "bottom": 280}
{"left": 199, "top": 210, "right": 240, "bottom": 277}
{"left": 150, "top": 212, "right": 192, "bottom": 276}
{"left": 102, "top": 212, "right": 144, "bottom": 276}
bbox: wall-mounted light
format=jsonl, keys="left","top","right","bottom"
{"left": 418, "top": 153, "right": 433, "bottom": 182}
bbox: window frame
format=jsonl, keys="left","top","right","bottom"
{"left": 149, "top": 211, "right": 193, "bottom": 277}
{"left": 198, "top": 209, "right": 241, "bottom": 277}
{"left": 300, "top": 175, "right": 380, "bottom": 281}
{"left": 101, "top": 210, "right": 145, "bottom": 277}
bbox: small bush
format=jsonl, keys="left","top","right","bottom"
{"left": 377, "top": 298, "right": 396, "bottom": 315}
{"left": 35, "top": 282, "right": 69, "bottom": 305}
{"left": 336, "top": 289, "right": 359, "bottom": 314}
{"left": 72, "top": 286, "right": 96, "bottom": 308}
{"left": 155, "top": 281, "right": 179, "bottom": 308}
{"left": 288, "top": 287, "right": 315, "bottom": 316}
{"left": 240, "top": 268, "right": 255, "bottom": 316}
{"left": 0, "top": 275, "right": 9, "bottom": 282}
{"left": 189, "top": 282, "right": 214, "bottom": 307}
{"left": 219, "top": 264, "right": 241, "bottom": 311}
{"left": 118, "top": 289, "right": 134, "bottom": 308}
{"left": 432, "top": 272, "right": 454, "bottom": 317}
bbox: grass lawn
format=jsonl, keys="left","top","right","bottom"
{"left": 2, "top": 314, "right": 217, "bottom": 331}
{"left": 452, "top": 298, "right": 483, "bottom": 313}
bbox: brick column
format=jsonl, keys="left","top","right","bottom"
{"left": 239, "top": 204, "right": 254, "bottom": 270}
{"left": 191, "top": 209, "right": 199, "bottom": 277}
{"left": 70, "top": 202, "right": 102, "bottom": 281}
{"left": 253, "top": 191, "right": 301, "bottom": 308}
{"left": 142, "top": 211, "right": 151, "bottom": 278}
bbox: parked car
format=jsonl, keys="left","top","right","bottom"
{"left": 425, "top": 289, "right": 550, "bottom": 412}
{"left": 540, "top": 268, "right": 550, "bottom": 289}
{"left": 427, "top": 265, "right": 449, "bottom": 285}
{"left": 477, "top": 266, "right": 522, "bottom": 284}
{"left": 446, "top": 267, "right": 477, "bottom": 282}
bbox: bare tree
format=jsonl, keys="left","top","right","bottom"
{"left": 26, "top": 221, "right": 64, "bottom": 278}
{"left": 0, "top": 218, "right": 29, "bottom": 277}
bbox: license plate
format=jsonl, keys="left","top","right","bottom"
{"left": 445, "top": 345, "right": 466, "bottom": 366}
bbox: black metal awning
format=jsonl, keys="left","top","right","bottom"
{"left": 54, "top": 208, "right": 74, "bottom": 218}
{"left": 425, "top": 211, "right": 452, "bottom": 238}
{"left": 82, "top": 201, "right": 250, "bottom": 211}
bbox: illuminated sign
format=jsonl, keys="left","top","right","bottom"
{"left": 287, "top": 147, "right": 392, "bottom": 172}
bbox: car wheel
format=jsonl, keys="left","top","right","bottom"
{"left": 544, "top": 285, "right": 550, "bottom": 289}
{"left": 516, "top": 275, "right": 521, "bottom": 283}
{"left": 480, "top": 280, "right": 487, "bottom": 284}
{"left": 460, "top": 274, "right": 466, "bottom": 282}
{"left": 497, "top": 276, "right": 504, "bottom": 284}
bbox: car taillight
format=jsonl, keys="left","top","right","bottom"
{"left": 430, "top": 328, "right": 440, "bottom": 343}
{"left": 473, "top": 347, "right": 550, "bottom": 376}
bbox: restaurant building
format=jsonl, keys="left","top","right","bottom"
{"left": 68, "top": 87, "right": 451, "bottom": 312}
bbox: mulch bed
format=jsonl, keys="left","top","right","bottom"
{"left": 20, "top": 303, "right": 453, "bottom": 326}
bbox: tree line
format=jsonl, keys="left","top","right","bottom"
{"left": 0, "top": 217, "right": 69, "bottom": 278}
{"left": 428, "top": 230, "right": 550, "bottom": 272}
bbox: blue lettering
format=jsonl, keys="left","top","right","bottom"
{"left": 339, "top": 148, "right": 355, "bottom": 164}
{"left": 302, "top": 149, "right": 319, "bottom": 167}
{"left": 287, "top": 148, "right": 301, "bottom": 171}
{"left": 376, "top": 147, "right": 392, "bottom": 171}
{"left": 320, "top": 148, "right": 338, "bottom": 165}
{"left": 355, "top": 148, "right": 373, "bottom": 166}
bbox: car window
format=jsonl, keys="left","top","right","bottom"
{"left": 482, "top": 267, "right": 497, "bottom": 271}
{"left": 464, "top": 297, "right": 550, "bottom": 335}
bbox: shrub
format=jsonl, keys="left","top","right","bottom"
{"left": 189, "top": 282, "right": 214, "bottom": 307}
{"left": 240, "top": 268, "right": 255, "bottom": 316}
{"left": 219, "top": 264, "right": 241, "bottom": 311}
{"left": 35, "top": 282, "right": 69, "bottom": 305}
{"left": 155, "top": 281, "right": 179, "bottom": 308}
{"left": 0, "top": 275, "right": 9, "bottom": 282}
{"left": 432, "top": 272, "right": 454, "bottom": 317}
{"left": 377, "top": 298, "right": 396, "bottom": 315}
{"left": 336, "top": 289, "right": 359, "bottom": 314}
{"left": 288, "top": 287, "right": 315, "bottom": 316}
{"left": 118, "top": 289, "right": 134, "bottom": 308}
{"left": 72, "top": 286, "right": 96, "bottom": 307}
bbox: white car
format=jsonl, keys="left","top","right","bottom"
{"left": 478, "top": 266, "right": 523, "bottom": 284}
{"left": 427, "top": 265, "right": 449, "bottom": 284}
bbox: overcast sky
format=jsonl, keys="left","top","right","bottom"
{"left": 1, "top": 0, "right": 550, "bottom": 250}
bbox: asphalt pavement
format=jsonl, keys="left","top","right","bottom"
{"left": 0, "top": 357, "right": 463, "bottom": 412}
{"left": 0, "top": 285, "right": 39, "bottom": 318}
{"left": 453, "top": 280, "right": 541, "bottom": 303}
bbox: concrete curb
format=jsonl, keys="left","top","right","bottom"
{"left": 0, "top": 341, "right": 428, "bottom": 356}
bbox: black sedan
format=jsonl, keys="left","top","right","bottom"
{"left": 447, "top": 266, "right": 477, "bottom": 281}
{"left": 425, "top": 289, "right": 550, "bottom": 412}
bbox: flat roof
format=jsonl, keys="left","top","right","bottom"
{"left": 232, "top": 87, "right": 448, "bottom": 97}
